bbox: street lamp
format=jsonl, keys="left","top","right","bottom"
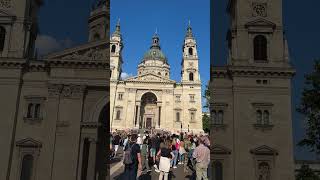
{"left": 181, "top": 122, "right": 183, "bottom": 133}
{"left": 188, "top": 124, "right": 189, "bottom": 132}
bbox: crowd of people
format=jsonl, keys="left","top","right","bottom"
{"left": 110, "top": 130, "right": 211, "bottom": 180}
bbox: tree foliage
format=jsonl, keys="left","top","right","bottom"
{"left": 297, "top": 60, "right": 320, "bottom": 153}
{"left": 202, "top": 83, "right": 211, "bottom": 133}
{"left": 296, "top": 164, "right": 320, "bottom": 180}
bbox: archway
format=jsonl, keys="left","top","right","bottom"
{"left": 94, "top": 103, "right": 108, "bottom": 180}
{"left": 140, "top": 92, "right": 158, "bottom": 129}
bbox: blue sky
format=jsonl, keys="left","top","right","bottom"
{"left": 213, "top": 0, "right": 320, "bottom": 160}
{"left": 110, "top": 0, "right": 210, "bottom": 110}
{"left": 37, "top": 0, "right": 318, "bottom": 160}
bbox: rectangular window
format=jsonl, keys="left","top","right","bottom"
{"left": 189, "top": 94, "right": 195, "bottom": 102}
{"left": 118, "top": 93, "right": 123, "bottom": 100}
{"left": 190, "top": 111, "right": 195, "bottom": 122}
{"left": 176, "top": 112, "right": 180, "bottom": 122}
{"left": 175, "top": 95, "right": 181, "bottom": 102}
{"left": 24, "top": 96, "right": 45, "bottom": 123}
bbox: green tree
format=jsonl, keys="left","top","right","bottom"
{"left": 202, "top": 113, "right": 210, "bottom": 133}
{"left": 296, "top": 164, "right": 320, "bottom": 180}
{"left": 297, "top": 60, "right": 320, "bottom": 153}
{"left": 202, "top": 83, "right": 211, "bottom": 133}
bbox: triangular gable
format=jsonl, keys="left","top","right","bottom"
{"left": 250, "top": 145, "right": 278, "bottom": 156}
{"left": 212, "top": 144, "right": 231, "bottom": 155}
{"left": 44, "top": 39, "right": 107, "bottom": 61}
{"left": 245, "top": 18, "right": 276, "bottom": 29}
{"left": 125, "top": 73, "right": 176, "bottom": 83}
{"left": 16, "top": 138, "right": 42, "bottom": 148}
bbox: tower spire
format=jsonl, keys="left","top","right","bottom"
{"left": 112, "top": 19, "right": 121, "bottom": 37}
{"left": 186, "top": 20, "right": 193, "bottom": 38}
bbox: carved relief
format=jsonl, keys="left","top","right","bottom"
{"left": 48, "top": 84, "right": 63, "bottom": 98}
{"left": 62, "top": 85, "right": 86, "bottom": 98}
{"left": 252, "top": 3, "right": 267, "bottom": 17}
{"left": 61, "top": 48, "right": 106, "bottom": 61}
{"left": 0, "top": 0, "right": 11, "bottom": 8}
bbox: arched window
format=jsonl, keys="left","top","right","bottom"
{"left": 20, "top": 154, "right": 34, "bottom": 180}
{"left": 189, "top": 72, "right": 194, "bottom": 81}
{"left": 27, "top": 104, "right": 34, "bottom": 118}
{"left": 254, "top": 35, "right": 267, "bottom": 61}
{"left": 176, "top": 112, "right": 180, "bottom": 122}
{"left": 34, "top": 104, "right": 40, "bottom": 118}
{"left": 111, "top": 45, "right": 116, "bottom": 53}
{"left": 263, "top": 110, "right": 269, "bottom": 125}
{"left": 213, "top": 161, "right": 223, "bottom": 180}
{"left": 0, "top": 26, "right": 6, "bottom": 52}
{"left": 256, "top": 110, "right": 262, "bottom": 124}
{"left": 211, "top": 110, "right": 217, "bottom": 124}
{"left": 116, "top": 110, "right": 121, "bottom": 120}
{"left": 218, "top": 110, "right": 224, "bottom": 124}
{"left": 188, "top": 47, "right": 193, "bottom": 56}
{"left": 93, "top": 33, "right": 100, "bottom": 41}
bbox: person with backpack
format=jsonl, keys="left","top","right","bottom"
{"left": 123, "top": 134, "right": 142, "bottom": 180}
{"left": 141, "top": 138, "right": 151, "bottom": 173}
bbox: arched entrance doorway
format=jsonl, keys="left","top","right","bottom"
{"left": 140, "top": 92, "right": 158, "bottom": 129}
{"left": 95, "top": 103, "right": 108, "bottom": 180}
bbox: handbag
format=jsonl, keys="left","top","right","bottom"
{"left": 159, "top": 156, "right": 171, "bottom": 173}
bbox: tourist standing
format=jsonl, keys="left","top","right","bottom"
{"left": 123, "top": 134, "right": 142, "bottom": 180}
{"left": 192, "top": 137, "right": 210, "bottom": 180}
{"left": 113, "top": 133, "right": 121, "bottom": 157}
{"left": 171, "top": 138, "right": 178, "bottom": 168}
{"left": 141, "top": 138, "right": 151, "bottom": 172}
{"left": 178, "top": 140, "right": 186, "bottom": 165}
{"left": 157, "top": 140, "right": 173, "bottom": 180}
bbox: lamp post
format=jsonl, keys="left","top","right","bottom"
{"left": 188, "top": 124, "right": 189, "bottom": 132}
{"left": 181, "top": 122, "right": 183, "bottom": 133}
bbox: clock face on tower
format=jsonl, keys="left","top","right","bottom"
{"left": 252, "top": 3, "right": 267, "bottom": 17}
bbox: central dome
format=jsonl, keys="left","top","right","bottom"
{"left": 141, "top": 34, "right": 168, "bottom": 64}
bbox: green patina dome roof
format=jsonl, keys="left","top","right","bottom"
{"left": 142, "top": 34, "right": 168, "bottom": 63}
{"left": 143, "top": 48, "right": 167, "bottom": 61}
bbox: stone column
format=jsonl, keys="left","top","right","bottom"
{"left": 135, "top": 104, "right": 140, "bottom": 128}
{"left": 86, "top": 138, "right": 96, "bottom": 180}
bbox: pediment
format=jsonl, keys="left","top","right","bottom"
{"left": 126, "top": 73, "right": 175, "bottom": 83}
{"left": 245, "top": 18, "right": 276, "bottom": 29}
{"left": 212, "top": 144, "right": 231, "bottom": 155}
{"left": 16, "top": 138, "right": 42, "bottom": 148}
{"left": 250, "top": 145, "right": 278, "bottom": 156}
{"left": 44, "top": 39, "right": 107, "bottom": 61}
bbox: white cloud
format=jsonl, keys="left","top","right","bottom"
{"left": 121, "top": 72, "right": 133, "bottom": 80}
{"left": 35, "top": 35, "right": 75, "bottom": 56}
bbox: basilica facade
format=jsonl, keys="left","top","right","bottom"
{"left": 110, "top": 22, "right": 203, "bottom": 133}
{"left": 210, "top": 0, "right": 295, "bottom": 179}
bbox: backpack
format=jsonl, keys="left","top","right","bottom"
{"left": 123, "top": 143, "right": 134, "bottom": 165}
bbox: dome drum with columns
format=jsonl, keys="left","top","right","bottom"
{"left": 110, "top": 21, "right": 203, "bottom": 133}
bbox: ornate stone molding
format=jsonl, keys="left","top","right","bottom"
{"left": 0, "top": 0, "right": 11, "bottom": 9}
{"left": 48, "top": 84, "right": 63, "bottom": 98}
{"left": 61, "top": 47, "right": 106, "bottom": 61}
{"left": 62, "top": 85, "right": 86, "bottom": 98}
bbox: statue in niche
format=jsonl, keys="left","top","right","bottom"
{"left": 258, "top": 162, "right": 270, "bottom": 180}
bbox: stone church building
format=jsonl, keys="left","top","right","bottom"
{"left": 210, "top": 0, "right": 295, "bottom": 179}
{"left": 110, "top": 22, "right": 203, "bottom": 133}
{"left": 0, "top": 0, "right": 108, "bottom": 180}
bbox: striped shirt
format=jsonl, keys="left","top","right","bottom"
{"left": 192, "top": 144, "right": 210, "bottom": 167}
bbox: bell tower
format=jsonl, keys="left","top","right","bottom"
{"left": 88, "top": 0, "right": 107, "bottom": 42}
{"left": 110, "top": 20, "right": 123, "bottom": 80}
{"left": 0, "top": 0, "right": 43, "bottom": 58}
{"left": 211, "top": 0, "right": 295, "bottom": 179}
{"left": 181, "top": 23, "right": 200, "bottom": 83}
{"left": 227, "top": 0, "right": 290, "bottom": 67}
